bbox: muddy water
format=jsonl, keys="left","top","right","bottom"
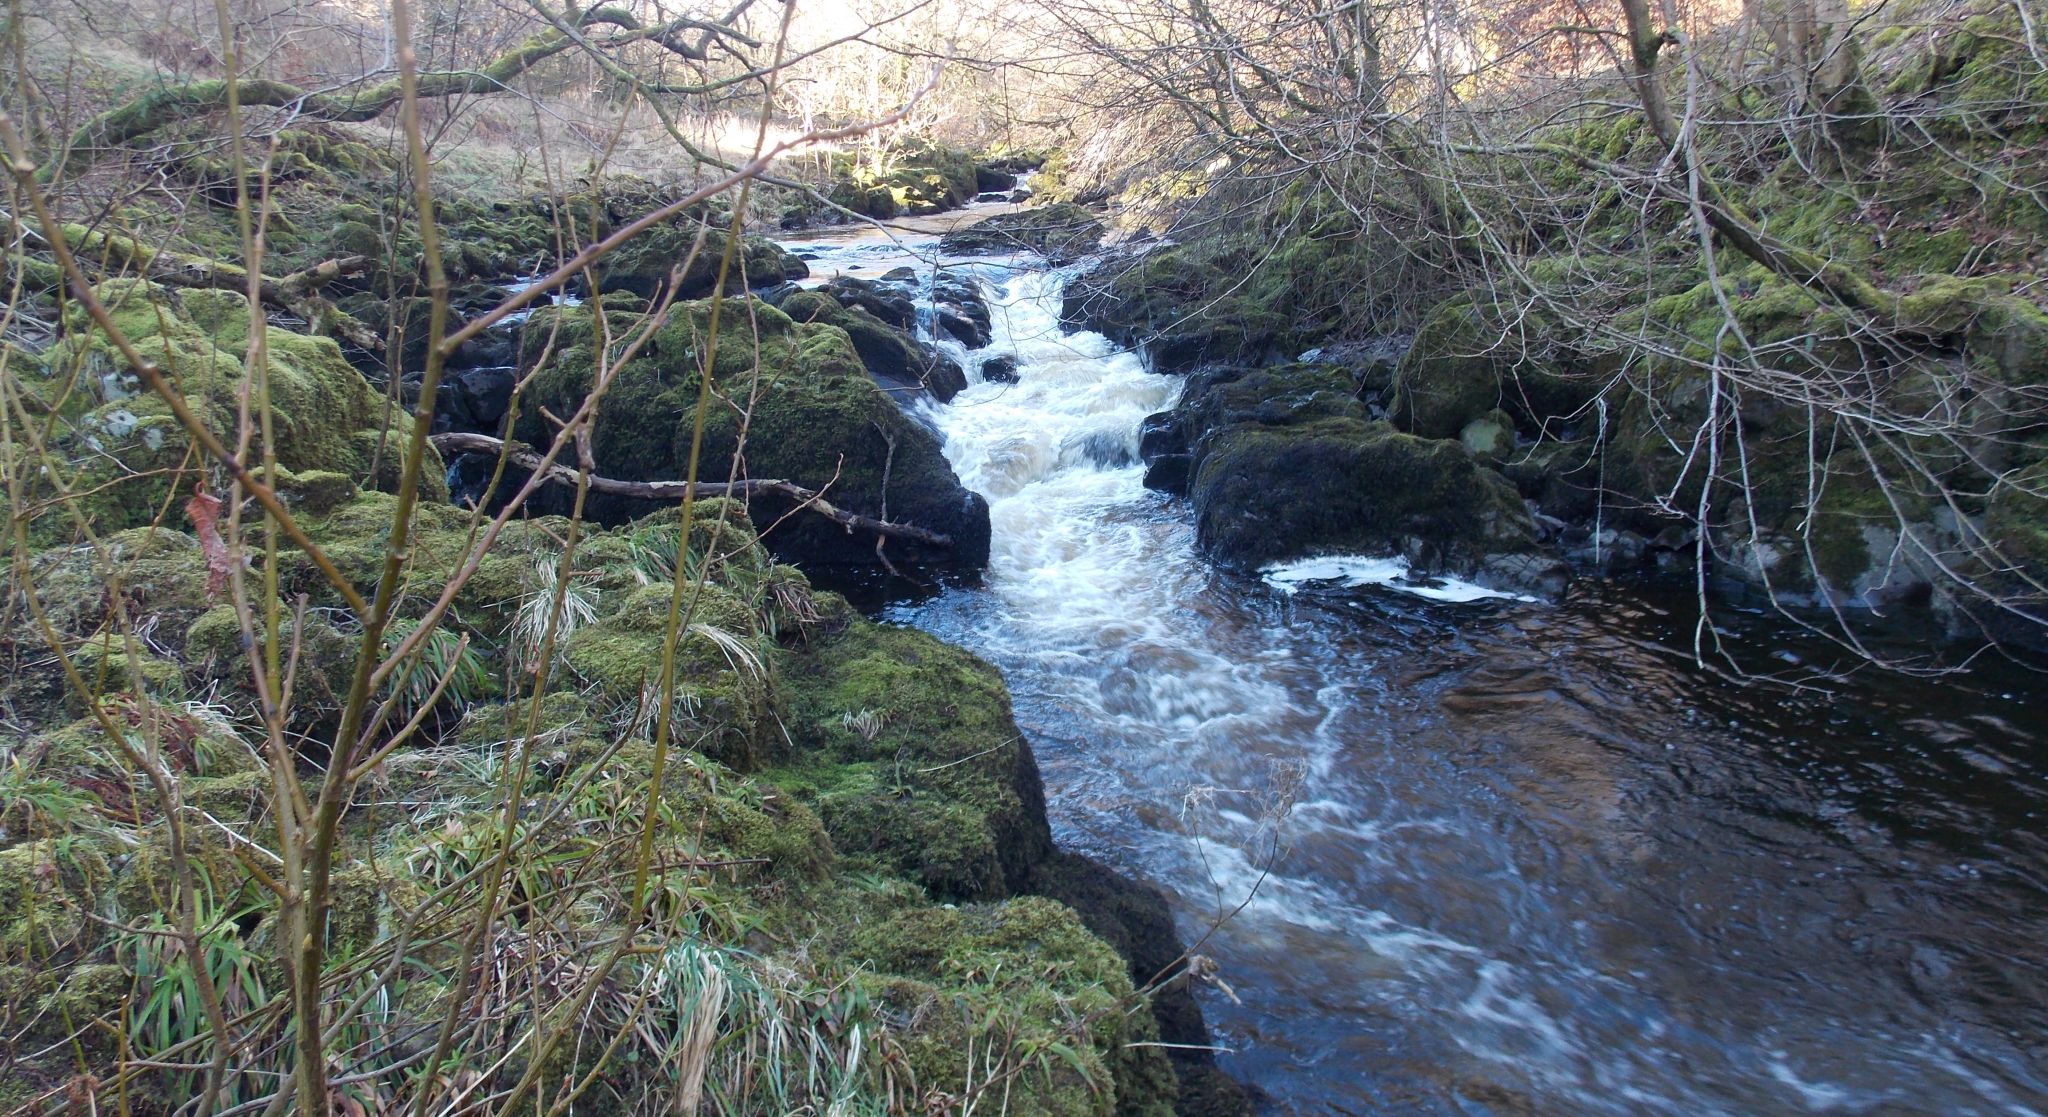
{"left": 790, "top": 219, "right": 2048, "bottom": 1116}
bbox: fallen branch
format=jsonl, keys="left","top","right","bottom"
{"left": 429, "top": 431, "right": 954, "bottom": 549}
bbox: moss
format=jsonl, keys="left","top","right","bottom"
{"left": 516, "top": 296, "right": 988, "bottom": 566}
{"left": 185, "top": 770, "right": 271, "bottom": 829}
{"left": 1392, "top": 296, "right": 1592, "bottom": 440}
{"left": 296, "top": 492, "right": 524, "bottom": 619}
{"left": 64, "top": 642, "right": 184, "bottom": 713}
{"left": 182, "top": 601, "right": 356, "bottom": 717}
{"left": 27, "top": 280, "right": 440, "bottom": 546}
{"left": 271, "top": 467, "right": 359, "bottom": 515}
{"left": 111, "top": 827, "right": 255, "bottom": 922}
{"left": 1460, "top": 409, "right": 1518, "bottom": 464}
{"left": 567, "top": 742, "right": 833, "bottom": 885}
{"left": 836, "top": 895, "right": 1176, "bottom": 1117}
{"left": 595, "top": 222, "right": 803, "bottom": 299}
{"left": 456, "top": 692, "right": 595, "bottom": 747}
{"left": 827, "top": 141, "right": 981, "bottom": 218}
{"left": 1896, "top": 275, "right": 2048, "bottom": 381}
{"left": 772, "top": 612, "right": 1051, "bottom": 900}
{"left": 1988, "top": 458, "right": 2048, "bottom": 574}
{"left": 0, "top": 839, "right": 112, "bottom": 962}
{"left": 562, "top": 580, "right": 775, "bottom": 770}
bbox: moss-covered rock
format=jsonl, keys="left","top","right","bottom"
{"left": 21, "top": 281, "right": 441, "bottom": 548}
{"left": 1191, "top": 417, "right": 1552, "bottom": 584}
{"left": 515, "top": 296, "right": 989, "bottom": 568}
{"left": 825, "top": 140, "right": 981, "bottom": 219}
{"left": 562, "top": 580, "right": 776, "bottom": 771}
{"left": 595, "top": 222, "right": 807, "bottom": 300}
{"left": 837, "top": 895, "right": 1177, "bottom": 1117}
{"left": 773, "top": 606, "right": 1053, "bottom": 900}
{"left": 0, "top": 838, "right": 111, "bottom": 963}
{"left": 777, "top": 288, "right": 967, "bottom": 403}
{"left": 1391, "top": 296, "right": 1596, "bottom": 441}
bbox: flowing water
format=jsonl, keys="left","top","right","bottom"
{"left": 789, "top": 219, "right": 2048, "bottom": 1116}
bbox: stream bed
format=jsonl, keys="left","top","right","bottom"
{"left": 788, "top": 215, "right": 2048, "bottom": 1116}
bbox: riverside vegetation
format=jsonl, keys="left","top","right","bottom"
{"left": 1055, "top": 0, "right": 2048, "bottom": 667}
{"left": 3, "top": 0, "right": 2047, "bottom": 1113}
{"left": 0, "top": 0, "right": 1235, "bottom": 1105}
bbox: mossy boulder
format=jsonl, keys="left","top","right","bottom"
{"left": 825, "top": 141, "right": 981, "bottom": 218}
{"left": 562, "top": 580, "right": 776, "bottom": 771}
{"left": 566, "top": 742, "right": 835, "bottom": 887}
{"left": 596, "top": 223, "right": 807, "bottom": 300}
{"left": 1391, "top": 296, "right": 1596, "bottom": 441}
{"left": 777, "top": 289, "right": 967, "bottom": 403}
{"left": 515, "top": 297, "right": 990, "bottom": 568}
{"left": 1191, "top": 416, "right": 1554, "bottom": 589}
{"left": 1064, "top": 244, "right": 1287, "bottom": 371}
{"left": 0, "top": 838, "right": 112, "bottom": 964}
{"left": 1151, "top": 362, "right": 1561, "bottom": 592}
{"left": 838, "top": 895, "right": 1177, "bottom": 1117}
{"left": 22, "top": 281, "right": 441, "bottom": 548}
{"left": 773, "top": 606, "right": 1053, "bottom": 900}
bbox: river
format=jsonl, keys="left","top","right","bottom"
{"left": 782, "top": 214, "right": 2048, "bottom": 1116}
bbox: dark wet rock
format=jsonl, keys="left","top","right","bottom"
{"left": 1190, "top": 417, "right": 1555, "bottom": 583}
{"left": 1154, "top": 363, "right": 1565, "bottom": 596}
{"left": 426, "top": 365, "right": 516, "bottom": 434}
{"left": 934, "top": 273, "right": 994, "bottom": 348}
{"left": 822, "top": 276, "right": 918, "bottom": 332}
{"left": 446, "top": 326, "right": 516, "bottom": 371}
{"left": 1138, "top": 410, "right": 1190, "bottom": 493}
{"left": 755, "top": 281, "right": 803, "bottom": 307}
{"left": 1027, "top": 851, "right": 1256, "bottom": 1117}
{"left": 976, "top": 166, "right": 1019, "bottom": 193}
{"left": 983, "top": 356, "right": 1020, "bottom": 384}
{"left": 941, "top": 204, "right": 1106, "bottom": 263}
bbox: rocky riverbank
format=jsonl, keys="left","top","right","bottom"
{"left": 1054, "top": 7, "right": 2048, "bottom": 637}
{"left": 0, "top": 138, "right": 1245, "bottom": 1113}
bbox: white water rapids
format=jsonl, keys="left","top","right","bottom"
{"left": 783, "top": 218, "right": 2048, "bottom": 1116}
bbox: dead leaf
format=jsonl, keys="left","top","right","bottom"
{"left": 184, "top": 487, "right": 229, "bottom": 600}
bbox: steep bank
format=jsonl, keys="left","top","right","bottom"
{"left": 1060, "top": 1, "right": 2048, "bottom": 651}
{"left": 0, "top": 256, "right": 1211, "bottom": 1113}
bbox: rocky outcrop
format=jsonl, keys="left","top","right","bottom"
{"left": 514, "top": 295, "right": 990, "bottom": 568}
{"left": 1142, "top": 363, "right": 1567, "bottom": 596}
{"left": 0, "top": 490, "right": 1197, "bottom": 1116}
